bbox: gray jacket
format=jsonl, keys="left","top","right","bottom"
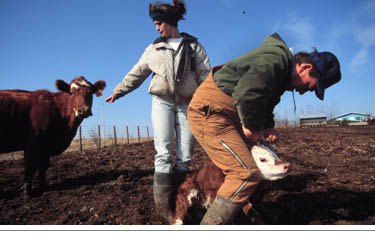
{"left": 112, "top": 33, "right": 211, "bottom": 104}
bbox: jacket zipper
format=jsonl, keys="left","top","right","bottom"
{"left": 172, "top": 41, "right": 184, "bottom": 103}
{"left": 172, "top": 49, "right": 176, "bottom": 103}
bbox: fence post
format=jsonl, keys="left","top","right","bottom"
{"left": 113, "top": 125, "right": 117, "bottom": 146}
{"left": 98, "top": 125, "right": 101, "bottom": 149}
{"left": 126, "top": 126, "right": 129, "bottom": 144}
{"left": 137, "top": 126, "right": 141, "bottom": 143}
{"left": 79, "top": 126, "right": 83, "bottom": 151}
{"left": 147, "top": 126, "right": 150, "bottom": 141}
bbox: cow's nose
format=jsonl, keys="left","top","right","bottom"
{"left": 77, "top": 106, "right": 92, "bottom": 118}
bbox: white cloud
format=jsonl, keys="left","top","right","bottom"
{"left": 351, "top": 48, "right": 369, "bottom": 67}
{"left": 350, "top": 26, "right": 375, "bottom": 70}
{"left": 357, "top": 26, "right": 375, "bottom": 48}
{"left": 273, "top": 14, "right": 315, "bottom": 52}
{"left": 359, "top": 0, "right": 375, "bottom": 19}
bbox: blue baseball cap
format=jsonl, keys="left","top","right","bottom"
{"left": 310, "top": 51, "right": 341, "bottom": 100}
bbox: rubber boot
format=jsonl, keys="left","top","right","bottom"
{"left": 153, "top": 172, "right": 174, "bottom": 223}
{"left": 200, "top": 195, "right": 241, "bottom": 225}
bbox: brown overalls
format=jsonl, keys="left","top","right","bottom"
{"left": 188, "top": 66, "right": 262, "bottom": 204}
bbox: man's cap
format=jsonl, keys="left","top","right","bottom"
{"left": 310, "top": 51, "right": 341, "bottom": 100}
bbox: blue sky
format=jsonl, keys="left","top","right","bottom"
{"left": 1, "top": 0, "right": 374, "bottom": 128}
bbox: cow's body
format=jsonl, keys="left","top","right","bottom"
{"left": 0, "top": 76, "right": 106, "bottom": 195}
{"left": 172, "top": 144, "right": 290, "bottom": 225}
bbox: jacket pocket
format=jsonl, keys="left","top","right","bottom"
{"left": 148, "top": 74, "right": 173, "bottom": 97}
{"left": 204, "top": 106, "right": 234, "bottom": 136}
{"left": 176, "top": 70, "right": 198, "bottom": 98}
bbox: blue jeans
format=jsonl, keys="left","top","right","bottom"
{"left": 151, "top": 97, "right": 195, "bottom": 174}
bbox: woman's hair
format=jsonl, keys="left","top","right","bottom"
{"left": 294, "top": 48, "right": 320, "bottom": 79}
{"left": 149, "top": 0, "right": 186, "bottom": 26}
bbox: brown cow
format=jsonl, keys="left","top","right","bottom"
{"left": 0, "top": 76, "right": 106, "bottom": 196}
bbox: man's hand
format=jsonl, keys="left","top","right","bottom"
{"left": 263, "top": 128, "right": 279, "bottom": 143}
{"left": 242, "top": 125, "right": 263, "bottom": 142}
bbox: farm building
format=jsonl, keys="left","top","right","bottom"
{"left": 299, "top": 113, "right": 327, "bottom": 127}
{"left": 332, "top": 112, "right": 372, "bottom": 126}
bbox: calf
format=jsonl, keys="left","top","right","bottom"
{"left": 172, "top": 144, "right": 290, "bottom": 225}
{"left": 0, "top": 76, "right": 106, "bottom": 196}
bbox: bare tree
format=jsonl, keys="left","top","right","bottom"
{"left": 88, "top": 127, "right": 100, "bottom": 148}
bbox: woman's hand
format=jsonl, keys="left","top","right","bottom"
{"left": 105, "top": 95, "right": 115, "bottom": 103}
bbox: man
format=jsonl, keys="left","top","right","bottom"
{"left": 187, "top": 33, "right": 341, "bottom": 224}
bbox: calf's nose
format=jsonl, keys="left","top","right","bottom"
{"left": 284, "top": 163, "right": 290, "bottom": 172}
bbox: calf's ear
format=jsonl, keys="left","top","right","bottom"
{"left": 55, "top": 80, "right": 71, "bottom": 93}
{"left": 92, "top": 80, "right": 106, "bottom": 97}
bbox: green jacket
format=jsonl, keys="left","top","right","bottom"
{"left": 213, "top": 33, "right": 293, "bottom": 132}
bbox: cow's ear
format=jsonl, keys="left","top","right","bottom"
{"left": 55, "top": 80, "right": 71, "bottom": 93}
{"left": 92, "top": 80, "right": 106, "bottom": 97}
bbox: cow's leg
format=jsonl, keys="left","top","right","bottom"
{"left": 38, "top": 167, "right": 47, "bottom": 191}
{"left": 38, "top": 155, "right": 50, "bottom": 192}
{"left": 23, "top": 166, "right": 34, "bottom": 194}
{"left": 22, "top": 151, "right": 36, "bottom": 196}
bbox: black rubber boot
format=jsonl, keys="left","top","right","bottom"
{"left": 153, "top": 172, "right": 174, "bottom": 223}
{"left": 200, "top": 195, "right": 241, "bottom": 225}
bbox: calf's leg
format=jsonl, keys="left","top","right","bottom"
{"left": 172, "top": 172, "right": 199, "bottom": 225}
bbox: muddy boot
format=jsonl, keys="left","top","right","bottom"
{"left": 200, "top": 195, "right": 241, "bottom": 225}
{"left": 153, "top": 172, "right": 174, "bottom": 223}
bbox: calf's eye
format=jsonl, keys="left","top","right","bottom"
{"left": 260, "top": 158, "right": 267, "bottom": 163}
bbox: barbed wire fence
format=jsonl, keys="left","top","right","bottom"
{"left": 68, "top": 124, "right": 154, "bottom": 152}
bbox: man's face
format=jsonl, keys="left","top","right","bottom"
{"left": 287, "top": 63, "right": 318, "bottom": 95}
{"left": 154, "top": 20, "right": 173, "bottom": 38}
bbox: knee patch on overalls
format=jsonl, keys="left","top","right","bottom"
{"left": 218, "top": 139, "right": 259, "bottom": 201}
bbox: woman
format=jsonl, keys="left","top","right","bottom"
{"left": 106, "top": 0, "right": 211, "bottom": 222}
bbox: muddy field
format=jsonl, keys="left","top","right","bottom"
{"left": 1, "top": 126, "right": 375, "bottom": 225}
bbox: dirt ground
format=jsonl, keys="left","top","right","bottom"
{"left": 1, "top": 126, "right": 375, "bottom": 225}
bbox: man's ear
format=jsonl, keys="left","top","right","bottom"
{"left": 300, "top": 63, "right": 313, "bottom": 73}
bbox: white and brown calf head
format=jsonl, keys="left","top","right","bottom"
{"left": 251, "top": 145, "right": 290, "bottom": 181}
{"left": 55, "top": 76, "right": 106, "bottom": 119}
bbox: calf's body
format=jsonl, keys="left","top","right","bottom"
{"left": 172, "top": 144, "right": 290, "bottom": 225}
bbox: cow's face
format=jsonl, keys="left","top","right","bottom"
{"left": 251, "top": 145, "right": 290, "bottom": 181}
{"left": 55, "top": 76, "right": 106, "bottom": 119}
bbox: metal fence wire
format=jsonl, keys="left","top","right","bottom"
{"left": 69, "top": 125, "right": 154, "bottom": 152}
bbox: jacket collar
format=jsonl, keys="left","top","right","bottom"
{"left": 153, "top": 32, "right": 197, "bottom": 45}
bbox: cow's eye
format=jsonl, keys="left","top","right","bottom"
{"left": 260, "top": 158, "right": 267, "bottom": 163}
